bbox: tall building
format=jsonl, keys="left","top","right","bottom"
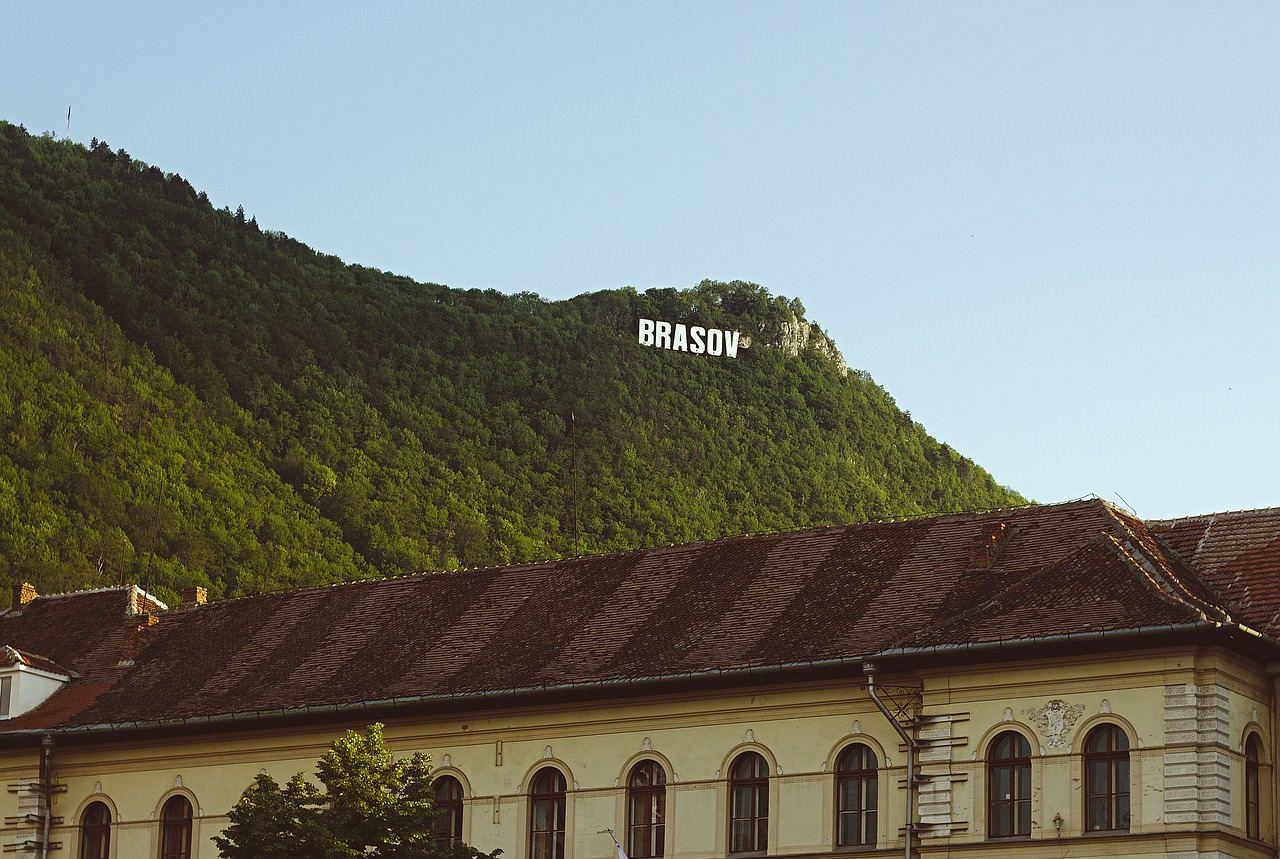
{"left": 0, "top": 498, "right": 1276, "bottom": 859}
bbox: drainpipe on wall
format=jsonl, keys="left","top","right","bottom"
{"left": 39, "top": 734, "right": 53, "bottom": 859}
{"left": 864, "top": 663, "right": 915, "bottom": 859}
{"left": 1266, "top": 663, "right": 1280, "bottom": 854}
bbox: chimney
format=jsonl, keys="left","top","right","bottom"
{"left": 180, "top": 586, "right": 207, "bottom": 606}
{"left": 968, "top": 522, "right": 1016, "bottom": 569}
{"left": 10, "top": 582, "right": 37, "bottom": 611}
{"left": 129, "top": 585, "right": 168, "bottom": 615}
{"left": 121, "top": 615, "right": 161, "bottom": 662}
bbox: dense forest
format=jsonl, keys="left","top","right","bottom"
{"left": 0, "top": 121, "right": 1025, "bottom": 605}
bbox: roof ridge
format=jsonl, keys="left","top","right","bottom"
{"left": 180, "top": 502, "right": 1117, "bottom": 610}
{"left": 1102, "top": 530, "right": 1227, "bottom": 624}
{"left": 174, "top": 505, "right": 1077, "bottom": 609}
{"left": 1147, "top": 505, "right": 1280, "bottom": 525}
{"left": 1102, "top": 504, "right": 1232, "bottom": 617}
{"left": 20, "top": 585, "right": 132, "bottom": 601}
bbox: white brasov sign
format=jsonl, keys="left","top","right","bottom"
{"left": 637, "top": 318, "right": 742, "bottom": 358}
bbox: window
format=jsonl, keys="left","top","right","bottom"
{"left": 435, "top": 775, "right": 464, "bottom": 850}
{"left": 1246, "top": 734, "right": 1262, "bottom": 839}
{"left": 0, "top": 675, "right": 10, "bottom": 718}
{"left": 627, "top": 760, "right": 667, "bottom": 859}
{"left": 729, "top": 752, "right": 769, "bottom": 854}
{"left": 79, "top": 801, "right": 111, "bottom": 859}
{"left": 988, "top": 732, "right": 1031, "bottom": 838}
{"left": 836, "top": 744, "right": 878, "bottom": 847}
{"left": 159, "top": 795, "right": 192, "bottom": 859}
{"left": 529, "top": 768, "right": 566, "bottom": 859}
{"left": 1084, "top": 724, "right": 1130, "bottom": 832}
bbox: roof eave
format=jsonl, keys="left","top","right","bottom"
{"left": 1, "top": 619, "right": 1265, "bottom": 747}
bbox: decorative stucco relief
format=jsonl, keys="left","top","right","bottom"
{"left": 1025, "top": 698, "right": 1085, "bottom": 748}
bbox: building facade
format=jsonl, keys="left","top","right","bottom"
{"left": 0, "top": 499, "right": 1277, "bottom": 859}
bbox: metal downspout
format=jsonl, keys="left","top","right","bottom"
{"left": 1266, "top": 663, "right": 1280, "bottom": 859}
{"left": 39, "top": 734, "right": 52, "bottom": 859}
{"left": 864, "top": 663, "right": 914, "bottom": 859}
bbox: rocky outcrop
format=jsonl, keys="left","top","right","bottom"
{"left": 770, "top": 314, "right": 848, "bottom": 376}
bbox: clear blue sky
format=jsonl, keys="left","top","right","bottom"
{"left": 5, "top": 2, "right": 1277, "bottom": 520}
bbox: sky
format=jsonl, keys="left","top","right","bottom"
{"left": 4, "top": 2, "right": 1277, "bottom": 521}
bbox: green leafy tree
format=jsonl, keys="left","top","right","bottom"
{"left": 0, "top": 120, "right": 1027, "bottom": 595}
{"left": 215, "top": 723, "right": 501, "bottom": 859}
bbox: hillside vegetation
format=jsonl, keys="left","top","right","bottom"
{"left": 0, "top": 122, "right": 1024, "bottom": 604}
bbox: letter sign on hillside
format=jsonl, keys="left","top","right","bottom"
{"left": 637, "top": 317, "right": 742, "bottom": 358}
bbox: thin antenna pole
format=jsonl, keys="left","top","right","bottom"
{"left": 65, "top": 105, "right": 71, "bottom": 139}
{"left": 570, "top": 411, "right": 579, "bottom": 555}
{"left": 142, "top": 484, "right": 165, "bottom": 595}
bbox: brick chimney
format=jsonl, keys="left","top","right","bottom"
{"left": 121, "top": 614, "right": 161, "bottom": 662}
{"left": 180, "top": 586, "right": 207, "bottom": 606}
{"left": 130, "top": 585, "right": 168, "bottom": 615}
{"left": 10, "top": 581, "right": 37, "bottom": 611}
{"left": 968, "top": 522, "right": 1016, "bottom": 569}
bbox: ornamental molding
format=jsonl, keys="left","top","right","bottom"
{"left": 1025, "top": 698, "right": 1085, "bottom": 748}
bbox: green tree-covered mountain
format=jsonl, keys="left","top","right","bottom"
{"left": 0, "top": 122, "right": 1025, "bottom": 604}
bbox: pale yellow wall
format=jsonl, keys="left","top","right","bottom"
{"left": 1, "top": 645, "right": 1274, "bottom": 859}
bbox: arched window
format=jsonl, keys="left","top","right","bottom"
{"left": 835, "top": 744, "right": 878, "bottom": 847}
{"left": 627, "top": 760, "right": 667, "bottom": 858}
{"left": 434, "top": 775, "right": 464, "bottom": 850}
{"left": 158, "top": 795, "right": 192, "bottom": 859}
{"left": 988, "top": 732, "right": 1031, "bottom": 838}
{"left": 79, "top": 801, "right": 111, "bottom": 859}
{"left": 1246, "top": 734, "right": 1262, "bottom": 839}
{"left": 529, "top": 768, "right": 566, "bottom": 859}
{"left": 1084, "top": 724, "right": 1130, "bottom": 832}
{"left": 729, "top": 751, "right": 769, "bottom": 854}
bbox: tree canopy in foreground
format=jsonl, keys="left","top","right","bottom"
{"left": 215, "top": 723, "right": 501, "bottom": 859}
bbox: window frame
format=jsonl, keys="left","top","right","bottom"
{"left": 835, "top": 743, "right": 878, "bottom": 848}
{"left": 79, "top": 800, "right": 111, "bottom": 859}
{"left": 626, "top": 760, "right": 667, "bottom": 859}
{"left": 1083, "top": 724, "right": 1130, "bottom": 833}
{"left": 1246, "top": 734, "right": 1262, "bottom": 840}
{"left": 728, "top": 751, "right": 769, "bottom": 855}
{"left": 987, "top": 731, "right": 1032, "bottom": 839}
{"left": 158, "top": 795, "right": 193, "bottom": 859}
{"left": 529, "top": 767, "right": 567, "bottom": 859}
{"left": 434, "top": 774, "right": 465, "bottom": 850}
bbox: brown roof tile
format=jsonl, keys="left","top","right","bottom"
{"left": 1149, "top": 507, "right": 1280, "bottom": 636}
{"left": 0, "top": 646, "right": 71, "bottom": 677}
{"left": 1, "top": 682, "right": 115, "bottom": 731}
{"left": 0, "top": 588, "right": 136, "bottom": 676}
{"left": 1, "top": 500, "right": 1275, "bottom": 734}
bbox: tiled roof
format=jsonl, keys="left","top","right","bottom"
{"left": 1, "top": 499, "right": 1276, "bottom": 735}
{"left": 1, "top": 683, "right": 114, "bottom": 731}
{"left": 1149, "top": 507, "right": 1280, "bottom": 637}
{"left": 0, "top": 588, "right": 136, "bottom": 675}
{"left": 0, "top": 588, "right": 142, "bottom": 730}
{"left": 0, "top": 646, "right": 71, "bottom": 677}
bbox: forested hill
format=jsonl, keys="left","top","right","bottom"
{"left": 0, "top": 121, "right": 1025, "bottom": 605}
